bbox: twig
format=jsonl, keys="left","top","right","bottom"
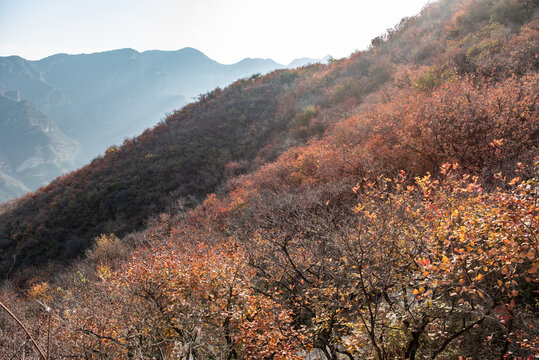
{"left": 0, "top": 300, "right": 47, "bottom": 360}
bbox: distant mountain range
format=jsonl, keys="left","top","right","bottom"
{"left": 0, "top": 90, "right": 79, "bottom": 201}
{"left": 0, "top": 48, "right": 328, "bottom": 203}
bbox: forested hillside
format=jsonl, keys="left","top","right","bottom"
{"left": 0, "top": 48, "right": 323, "bottom": 167}
{"left": 0, "top": 49, "right": 323, "bottom": 202}
{"left": 0, "top": 0, "right": 537, "bottom": 358}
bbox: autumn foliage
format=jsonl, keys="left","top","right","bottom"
{"left": 1, "top": 0, "right": 538, "bottom": 358}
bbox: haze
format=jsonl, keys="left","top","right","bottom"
{"left": 1, "top": 0, "right": 431, "bottom": 64}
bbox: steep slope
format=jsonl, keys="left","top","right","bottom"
{"left": 0, "top": 49, "right": 325, "bottom": 166}
{"left": 0, "top": 0, "right": 537, "bottom": 358}
{"left": 0, "top": 49, "right": 327, "bottom": 201}
{"left": 1, "top": 0, "right": 537, "bottom": 279}
{"left": 0, "top": 68, "right": 318, "bottom": 276}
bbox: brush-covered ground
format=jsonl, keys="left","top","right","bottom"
{"left": 0, "top": 0, "right": 537, "bottom": 358}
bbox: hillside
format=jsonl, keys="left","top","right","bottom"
{"left": 1, "top": 62, "right": 351, "bottom": 276}
{"left": 0, "top": 49, "right": 325, "bottom": 203}
{"left": 0, "top": 48, "right": 325, "bottom": 163}
{"left": 0, "top": 0, "right": 538, "bottom": 358}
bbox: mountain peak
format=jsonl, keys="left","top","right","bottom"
{"left": 286, "top": 55, "right": 331, "bottom": 68}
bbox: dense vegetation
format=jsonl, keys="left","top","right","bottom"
{"left": 0, "top": 49, "right": 315, "bottom": 202}
{"left": 0, "top": 68, "right": 322, "bottom": 278}
{"left": 1, "top": 0, "right": 537, "bottom": 358}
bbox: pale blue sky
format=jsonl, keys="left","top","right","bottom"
{"left": 0, "top": 0, "right": 432, "bottom": 64}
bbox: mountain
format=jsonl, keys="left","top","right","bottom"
{"left": 0, "top": 0, "right": 537, "bottom": 358}
{"left": 0, "top": 67, "right": 311, "bottom": 273}
{"left": 0, "top": 56, "right": 85, "bottom": 142}
{"left": 287, "top": 55, "right": 331, "bottom": 68}
{"left": 0, "top": 48, "right": 328, "bottom": 161}
{"left": 0, "top": 49, "right": 327, "bottom": 202}
{"left": 0, "top": 92, "right": 79, "bottom": 202}
{"left": 0, "top": 171, "right": 30, "bottom": 201}
{"left": 1, "top": 0, "right": 536, "bottom": 282}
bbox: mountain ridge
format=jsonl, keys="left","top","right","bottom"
{"left": 27, "top": 47, "right": 327, "bottom": 68}
{"left": 1, "top": 0, "right": 536, "bottom": 279}
{"left": 0, "top": 48, "right": 328, "bottom": 203}
{"left": 0, "top": 0, "right": 537, "bottom": 357}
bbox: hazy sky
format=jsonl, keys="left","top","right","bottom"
{"left": 0, "top": 0, "right": 432, "bottom": 64}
